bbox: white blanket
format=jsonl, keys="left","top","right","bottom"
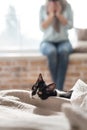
{"left": 63, "top": 79, "right": 87, "bottom": 130}
{"left": 0, "top": 79, "right": 87, "bottom": 130}
{"left": 0, "top": 89, "right": 70, "bottom": 130}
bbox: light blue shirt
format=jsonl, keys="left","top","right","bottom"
{"left": 39, "top": 2, "right": 73, "bottom": 42}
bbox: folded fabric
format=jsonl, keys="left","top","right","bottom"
{"left": 0, "top": 89, "right": 70, "bottom": 112}
{"left": 70, "top": 79, "right": 87, "bottom": 102}
{"left": 62, "top": 103, "right": 87, "bottom": 130}
{"left": 0, "top": 79, "right": 87, "bottom": 130}
{"left": 0, "top": 89, "right": 70, "bottom": 130}
{"left": 62, "top": 79, "right": 87, "bottom": 130}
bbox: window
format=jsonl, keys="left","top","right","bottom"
{"left": 0, "top": 0, "right": 86, "bottom": 53}
{"left": 0, "top": 0, "right": 45, "bottom": 52}
{"left": 68, "top": 0, "right": 87, "bottom": 29}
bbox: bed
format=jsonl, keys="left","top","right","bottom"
{"left": 0, "top": 79, "right": 87, "bottom": 130}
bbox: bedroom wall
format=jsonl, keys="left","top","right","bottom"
{"left": 0, "top": 53, "right": 87, "bottom": 90}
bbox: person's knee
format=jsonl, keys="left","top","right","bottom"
{"left": 40, "top": 43, "right": 56, "bottom": 56}
{"left": 58, "top": 42, "right": 73, "bottom": 56}
{"left": 41, "top": 46, "right": 56, "bottom": 57}
{"left": 58, "top": 48, "right": 69, "bottom": 56}
{"left": 48, "top": 48, "right": 57, "bottom": 57}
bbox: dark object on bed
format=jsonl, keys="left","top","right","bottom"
{"left": 31, "top": 74, "right": 73, "bottom": 100}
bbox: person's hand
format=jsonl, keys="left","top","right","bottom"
{"left": 55, "top": 2, "right": 62, "bottom": 17}
{"left": 47, "top": 1, "right": 56, "bottom": 15}
{"left": 55, "top": 1, "right": 68, "bottom": 26}
{"left": 41, "top": 2, "right": 55, "bottom": 29}
{"left": 49, "top": 12, "right": 54, "bottom": 20}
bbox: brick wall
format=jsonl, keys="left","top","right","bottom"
{"left": 0, "top": 53, "right": 87, "bottom": 90}
{"left": 0, "top": 56, "right": 52, "bottom": 90}
{"left": 64, "top": 53, "right": 87, "bottom": 90}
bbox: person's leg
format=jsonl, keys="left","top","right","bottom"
{"left": 40, "top": 42, "right": 58, "bottom": 82}
{"left": 56, "top": 40, "right": 73, "bottom": 90}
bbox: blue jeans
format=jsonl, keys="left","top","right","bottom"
{"left": 40, "top": 40, "right": 73, "bottom": 90}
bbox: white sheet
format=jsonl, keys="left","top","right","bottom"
{"left": 1, "top": 79, "right": 87, "bottom": 130}
{"left": 62, "top": 79, "right": 87, "bottom": 130}
{"left": 0, "top": 89, "right": 70, "bottom": 130}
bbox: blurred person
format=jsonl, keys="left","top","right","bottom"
{"left": 39, "top": 0, "right": 73, "bottom": 90}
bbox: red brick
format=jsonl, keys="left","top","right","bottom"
{"left": 0, "top": 54, "right": 87, "bottom": 90}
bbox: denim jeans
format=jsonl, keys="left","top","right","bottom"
{"left": 40, "top": 40, "right": 73, "bottom": 90}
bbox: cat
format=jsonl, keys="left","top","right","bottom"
{"left": 31, "top": 73, "right": 73, "bottom": 100}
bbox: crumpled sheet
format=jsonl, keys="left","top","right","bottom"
{"left": 62, "top": 79, "right": 87, "bottom": 130}
{"left": 0, "top": 79, "right": 87, "bottom": 130}
{"left": 0, "top": 89, "right": 70, "bottom": 130}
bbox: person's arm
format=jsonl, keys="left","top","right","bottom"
{"left": 56, "top": 3, "right": 73, "bottom": 29}
{"left": 39, "top": 3, "right": 55, "bottom": 31}
{"left": 56, "top": 13, "right": 68, "bottom": 26}
{"left": 41, "top": 13, "right": 54, "bottom": 29}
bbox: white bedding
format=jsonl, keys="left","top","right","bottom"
{"left": 0, "top": 89, "right": 70, "bottom": 130}
{"left": 63, "top": 79, "right": 87, "bottom": 130}
{"left": 0, "top": 79, "right": 87, "bottom": 130}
